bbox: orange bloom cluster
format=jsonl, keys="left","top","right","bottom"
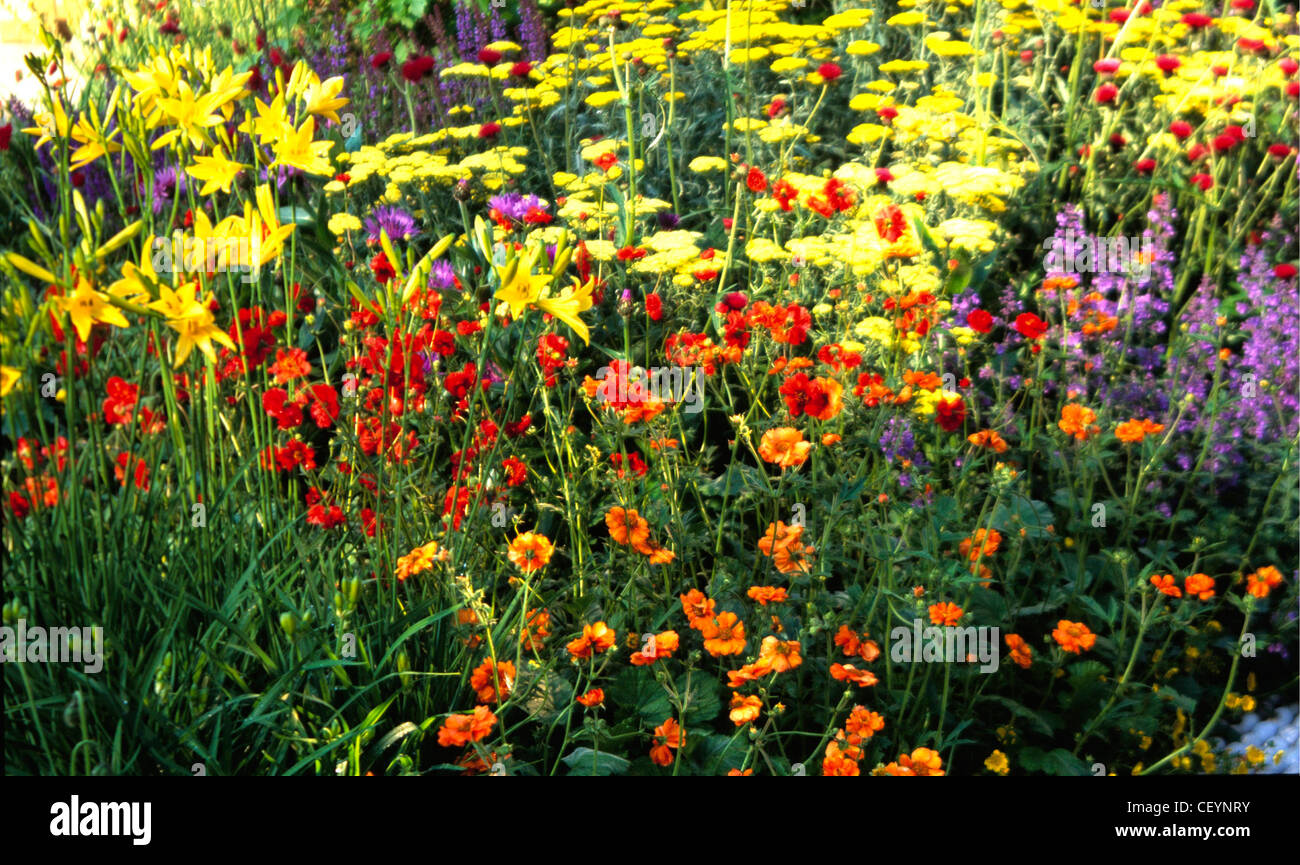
{"left": 729, "top": 693, "right": 762, "bottom": 727}
{"left": 1052, "top": 619, "right": 1097, "bottom": 654}
{"left": 1246, "top": 565, "right": 1284, "bottom": 599}
{"left": 507, "top": 531, "right": 554, "bottom": 573}
{"left": 469, "top": 658, "right": 515, "bottom": 704}
{"left": 1058, "top": 403, "right": 1099, "bottom": 441}
{"left": 758, "top": 427, "right": 812, "bottom": 468}
{"left": 576, "top": 688, "right": 604, "bottom": 708}
{"left": 747, "top": 585, "right": 789, "bottom": 605}
{"left": 605, "top": 507, "right": 675, "bottom": 564}
{"left": 649, "top": 717, "right": 682, "bottom": 766}
{"left": 757, "top": 521, "right": 815, "bottom": 574}
{"left": 1004, "top": 633, "right": 1033, "bottom": 669}
{"left": 394, "top": 540, "right": 447, "bottom": 581}
{"left": 967, "top": 429, "right": 1010, "bottom": 453}
{"left": 700, "top": 612, "right": 747, "bottom": 656}
{"left": 830, "top": 662, "right": 878, "bottom": 687}
{"left": 1115, "top": 418, "right": 1165, "bottom": 444}
{"left": 566, "top": 621, "right": 617, "bottom": 661}
{"left": 521, "top": 607, "right": 551, "bottom": 650}
{"left": 833, "top": 625, "right": 881, "bottom": 662}
{"left": 822, "top": 740, "right": 861, "bottom": 776}
{"left": 631, "top": 629, "right": 681, "bottom": 666}
{"left": 881, "top": 747, "right": 945, "bottom": 776}
{"left": 928, "top": 602, "right": 965, "bottom": 627}
{"left": 437, "top": 705, "right": 497, "bottom": 748}
{"left": 680, "top": 589, "right": 717, "bottom": 626}
{"left": 958, "top": 528, "right": 1001, "bottom": 562}
{"left": 1151, "top": 572, "right": 1217, "bottom": 601}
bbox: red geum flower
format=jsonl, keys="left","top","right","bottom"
{"left": 746, "top": 166, "right": 768, "bottom": 193}
{"left": 370, "top": 251, "right": 396, "bottom": 284}
{"left": 874, "top": 205, "right": 908, "bottom": 243}
{"left": 102, "top": 376, "right": 139, "bottom": 425}
{"left": 1274, "top": 263, "right": 1297, "bottom": 279}
{"left": 934, "top": 396, "right": 966, "bottom": 432}
{"left": 1190, "top": 173, "right": 1214, "bottom": 191}
{"left": 645, "top": 292, "right": 663, "bottom": 322}
{"left": 966, "top": 309, "right": 993, "bottom": 334}
{"left": 478, "top": 121, "right": 501, "bottom": 139}
{"left": 1170, "top": 119, "right": 1194, "bottom": 139}
{"left": 478, "top": 48, "right": 503, "bottom": 65}
{"left": 817, "top": 62, "right": 842, "bottom": 82}
{"left": 1014, "top": 312, "right": 1048, "bottom": 340}
{"left": 1182, "top": 12, "right": 1213, "bottom": 28}
{"left": 1135, "top": 158, "right": 1157, "bottom": 174}
{"left": 371, "top": 51, "right": 392, "bottom": 70}
{"left": 1155, "top": 54, "right": 1181, "bottom": 74}
{"left": 1095, "top": 83, "right": 1119, "bottom": 104}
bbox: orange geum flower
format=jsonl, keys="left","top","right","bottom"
{"left": 758, "top": 521, "right": 804, "bottom": 556}
{"left": 729, "top": 693, "right": 762, "bottom": 727}
{"left": 858, "top": 638, "right": 881, "bottom": 663}
{"left": 821, "top": 433, "right": 842, "bottom": 446}
{"left": 758, "top": 427, "right": 812, "bottom": 468}
{"left": 630, "top": 629, "right": 680, "bottom": 666}
{"left": 771, "top": 540, "right": 815, "bottom": 575}
{"left": 576, "top": 688, "right": 605, "bottom": 708}
{"left": 566, "top": 621, "right": 617, "bottom": 660}
{"left": 1115, "top": 418, "right": 1163, "bottom": 444}
{"left": 1246, "top": 565, "right": 1284, "bottom": 599}
{"left": 1052, "top": 619, "right": 1097, "bottom": 654}
{"left": 833, "top": 624, "right": 861, "bottom": 657}
{"left": 394, "top": 540, "right": 448, "bottom": 580}
{"left": 898, "top": 747, "right": 945, "bottom": 776}
{"left": 605, "top": 507, "right": 650, "bottom": 547}
{"left": 726, "top": 658, "right": 774, "bottom": 688}
{"left": 845, "top": 707, "right": 885, "bottom": 741}
{"left": 1058, "top": 403, "right": 1099, "bottom": 441}
{"left": 1149, "top": 574, "right": 1182, "bottom": 598}
{"left": 680, "top": 589, "right": 716, "bottom": 628}
{"left": 958, "top": 528, "right": 1001, "bottom": 562}
{"left": 727, "top": 768, "right": 754, "bottom": 776}
{"left": 758, "top": 635, "right": 803, "bottom": 673}
{"left": 1004, "top": 633, "right": 1033, "bottom": 669}
{"left": 437, "top": 705, "right": 497, "bottom": 748}
{"left": 649, "top": 718, "right": 682, "bottom": 766}
{"left": 967, "top": 429, "right": 1009, "bottom": 453}
{"left": 632, "top": 536, "right": 676, "bottom": 564}
{"left": 928, "top": 602, "right": 964, "bottom": 626}
{"left": 1184, "top": 573, "right": 1216, "bottom": 601}
{"left": 507, "top": 531, "right": 554, "bottom": 573}
{"left": 747, "top": 585, "right": 789, "bottom": 605}
{"left": 701, "top": 611, "right": 747, "bottom": 656}
{"left": 822, "top": 741, "right": 861, "bottom": 776}
{"left": 830, "top": 663, "right": 879, "bottom": 687}
{"left": 521, "top": 607, "right": 551, "bottom": 651}
{"left": 469, "top": 658, "right": 515, "bottom": 704}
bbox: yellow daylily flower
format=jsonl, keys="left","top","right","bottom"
{"left": 272, "top": 116, "right": 335, "bottom": 176}
{"left": 186, "top": 146, "right": 247, "bottom": 195}
{"left": 303, "top": 76, "right": 349, "bottom": 124}
{"left": 152, "top": 79, "right": 232, "bottom": 150}
{"left": 56, "top": 275, "right": 130, "bottom": 342}
{"left": 0, "top": 365, "right": 20, "bottom": 398}
{"left": 148, "top": 284, "right": 235, "bottom": 368}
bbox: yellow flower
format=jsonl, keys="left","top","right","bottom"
{"left": 984, "top": 750, "right": 1010, "bottom": 775}
{"left": 494, "top": 244, "right": 595, "bottom": 344}
{"left": 0, "top": 365, "right": 21, "bottom": 398}
{"left": 148, "top": 284, "right": 236, "bottom": 368}
{"left": 272, "top": 117, "right": 335, "bottom": 176}
{"left": 152, "top": 79, "right": 233, "bottom": 150}
{"left": 56, "top": 276, "right": 130, "bottom": 342}
{"left": 186, "top": 146, "right": 246, "bottom": 195}
{"left": 302, "top": 75, "right": 350, "bottom": 124}
{"left": 328, "top": 213, "right": 363, "bottom": 236}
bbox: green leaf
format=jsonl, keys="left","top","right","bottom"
{"left": 562, "top": 747, "right": 631, "bottom": 776}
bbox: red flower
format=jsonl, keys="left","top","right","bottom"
{"left": 0, "top": 123, "right": 12, "bottom": 151}
{"left": 1135, "top": 158, "right": 1157, "bottom": 174}
{"left": 1190, "top": 173, "right": 1214, "bottom": 191}
{"left": 401, "top": 55, "right": 435, "bottom": 83}
{"left": 1274, "top": 263, "right": 1297, "bottom": 279}
{"left": 370, "top": 251, "right": 396, "bottom": 284}
{"left": 478, "top": 48, "right": 503, "bottom": 65}
{"left": 102, "top": 376, "right": 139, "bottom": 425}
{"left": 874, "top": 205, "right": 908, "bottom": 243}
{"left": 1181, "top": 12, "right": 1213, "bottom": 28}
{"left": 1094, "top": 83, "right": 1119, "bottom": 104}
{"left": 746, "top": 166, "right": 768, "bottom": 193}
{"left": 595, "top": 151, "right": 618, "bottom": 172}
{"left": 1155, "top": 54, "right": 1181, "bottom": 74}
{"left": 817, "top": 62, "right": 842, "bottom": 82}
{"left": 370, "top": 51, "right": 392, "bottom": 70}
{"left": 510, "top": 61, "right": 532, "bottom": 77}
{"left": 934, "top": 396, "right": 966, "bottom": 432}
{"left": 772, "top": 179, "right": 798, "bottom": 211}
{"left": 1014, "top": 312, "right": 1048, "bottom": 340}
{"left": 645, "top": 292, "right": 663, "bottom": 321}
{"left": 966, "top": 309, "right": 993, "bottom": 334}
{"left": 1169, "top": 120, "right": 1194, "bottom": 139}
{"left": 478, "top": 122, "right": 501, "bottom": 139}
